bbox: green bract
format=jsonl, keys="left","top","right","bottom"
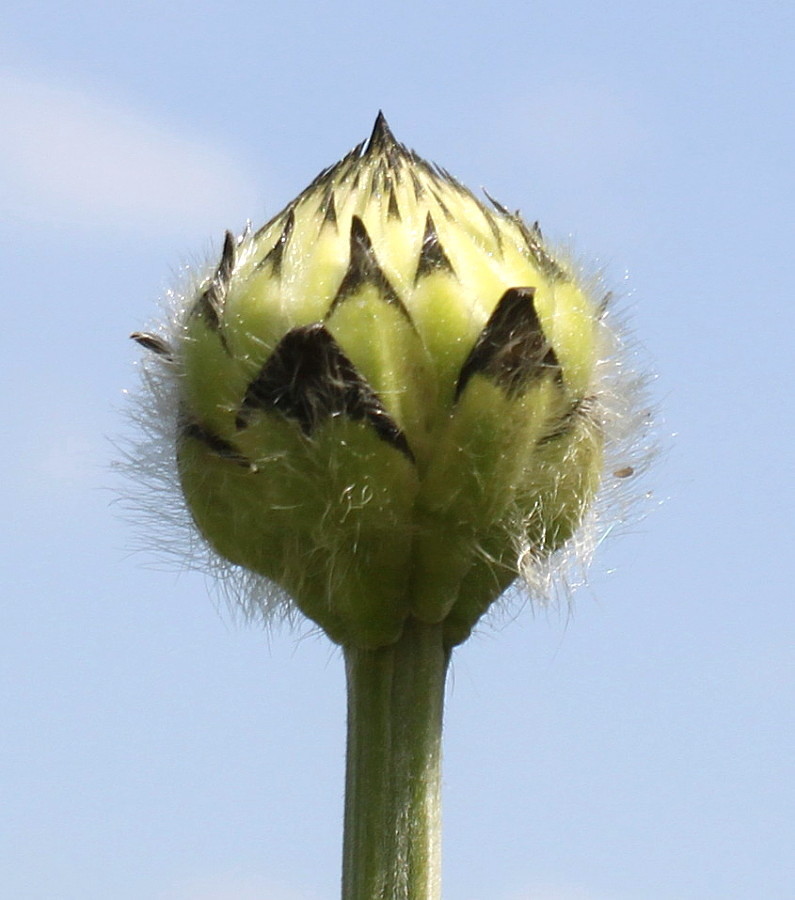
{"left": 135, "top": 115, "right": 606, "bottom": 649}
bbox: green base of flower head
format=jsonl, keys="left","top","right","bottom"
{"left": 143, "top": 114, "right": 604, "bottom": 649}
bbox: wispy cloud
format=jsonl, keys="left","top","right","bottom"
{"left": 0, "top": 73, "right": 263, "bottom": 238}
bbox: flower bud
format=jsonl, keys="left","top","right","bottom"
{"left": 133, "top": 114, "right": 641, "bottom": 649}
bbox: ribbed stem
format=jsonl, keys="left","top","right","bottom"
{"left": 341, "top": 618, "right": 450, "bottom": 900}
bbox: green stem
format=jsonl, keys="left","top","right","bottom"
{"left": 341, "top": 618, "right": 450, "bottom": 900}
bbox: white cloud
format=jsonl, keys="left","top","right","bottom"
{"left": 0, "top": 73, "right": 263, "bottom": 238}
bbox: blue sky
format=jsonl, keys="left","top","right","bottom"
{"left": 1, "top": 2, "right": 793, "bottom": 898}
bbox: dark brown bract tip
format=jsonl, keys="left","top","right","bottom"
{"left": 455, "top": 287, "right": 561, "bottom": 400}
{"left": 365, "top": 111, "right": 400, "bottom": 157}
{"left": 235, "top": 323, "right": 414, "bottom": 461}
{"left": 130, "top": 331, "right": 173, "bottom": 359}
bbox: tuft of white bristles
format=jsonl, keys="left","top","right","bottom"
{"left": 119, "top": 255, "right": 300, "bottom": 631}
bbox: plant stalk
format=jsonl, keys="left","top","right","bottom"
{"left": 341, "top": 618, "right": 450, "bottom": 900}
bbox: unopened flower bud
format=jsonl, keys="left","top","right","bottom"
{"left": 132, "top": 114, "right": 644, "bottom": 649}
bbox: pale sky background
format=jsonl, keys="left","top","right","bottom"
{"left": 1, "top": 2, "right": 793, "bottom": 899}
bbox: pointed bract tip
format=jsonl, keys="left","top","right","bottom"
{"left": 365, "top": 111, "right": 399, "bottom": 155}
{"left": 130, "top": 331, "right": 173, "bottom": 358}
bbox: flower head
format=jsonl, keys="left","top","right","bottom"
{"left": 131, "top": 114, "right": 649, "bottom": 649}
